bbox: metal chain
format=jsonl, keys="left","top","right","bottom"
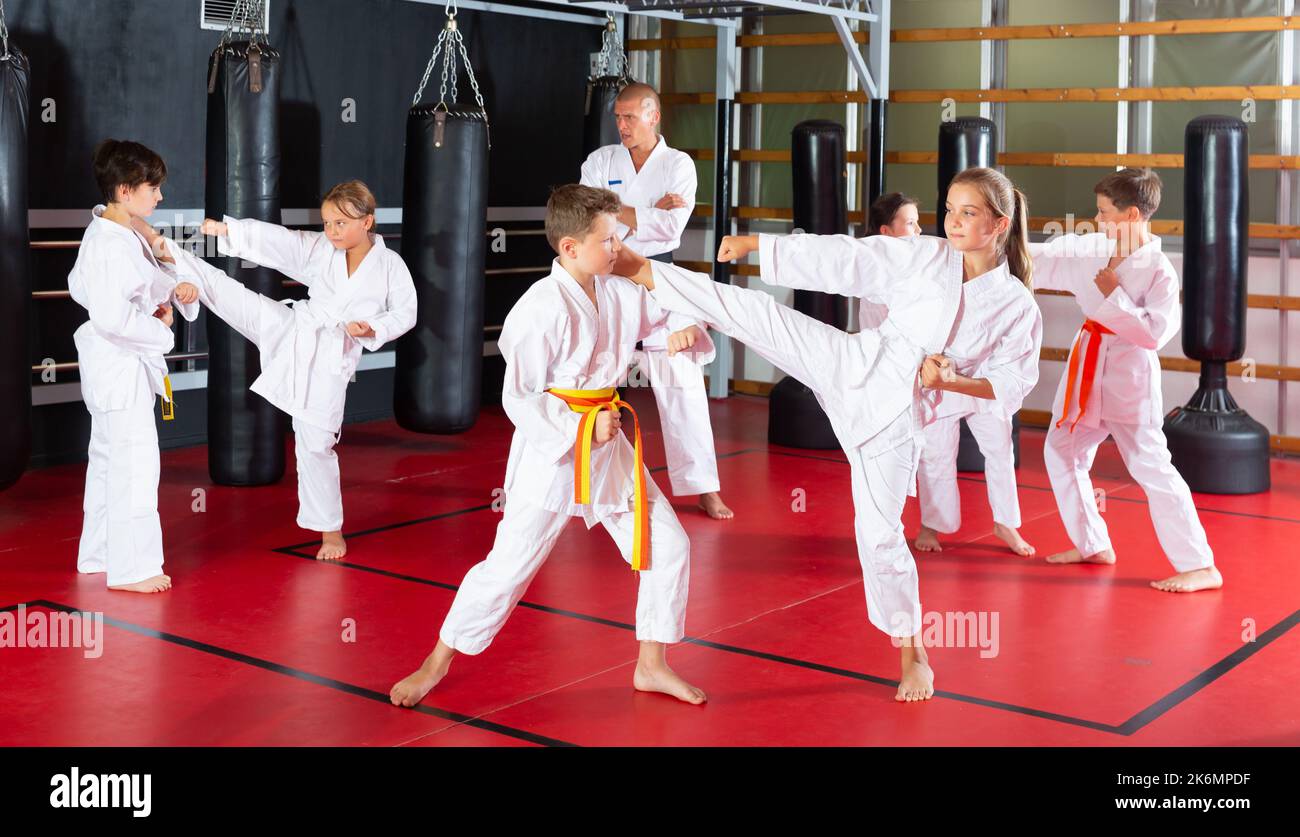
{"left": 595, "top": 12, "right": 628, "bottom": 81}
{"left": 412, "top": 0, "right": 487, "bottom": 113}
{"left": 217, "top": 0, "right": 267, "bottom": 50}
{"left": 0, "top": 0, "right": 11, "bottom": 61}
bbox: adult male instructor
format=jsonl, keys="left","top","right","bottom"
{"left": 579, "top": 82, "right": 733, "bottom": 520}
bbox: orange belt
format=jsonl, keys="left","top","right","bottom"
{"left": 1056, "top": 319, "right": 1115, "bottom": 432}
{"left": 547, "top": 387, "right": 650, "bottom": 572}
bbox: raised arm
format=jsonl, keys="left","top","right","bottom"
{"left": 755, "top": 232, "right": 949, "bottom": 304}
{"left": 210, "top": 216, "right": 330, "bottom": 284}
{"left": 1085, "top": 262, "right": 1181, "bottom": 351}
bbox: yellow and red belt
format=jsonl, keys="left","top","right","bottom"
{"left": 1056, "top": 319, "right": 1115, "bottom": 433}
{"left": 547, "top": 387, "right": 650, "bottom": 571}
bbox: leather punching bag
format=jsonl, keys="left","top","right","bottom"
{"left": 768, "top": 120, "right": 847, "bottom": 450}
{"left": 583, "top": 75, "right": 625, "bottom": 157}
{"left": 0, "top": 44, "right": 30, "bottom": 490}
{"left": 395, "top": 105, "right": 489, "bottom": 434}
{"left": 205, "top": 40, "right": 286, "bottom": 485}
{"left": 1163, "top": 115, "right": 1270, "bottom": 493}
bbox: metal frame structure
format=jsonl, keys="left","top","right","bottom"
{"left": 507, "top": 0, "right": 893, "bottom": 397}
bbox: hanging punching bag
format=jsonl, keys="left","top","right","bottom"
{"left": 936, "top": 116, "right": 1021, "bottom": 472}
{"left": 395, "top": 105, "right": 489, "bottom": 434}
{"left": 583, "top": 75, "right": 625, "bottom": 156}
{"left": 1164, "top": 116, "right": 1270, "bottom": 493}
{"left": 768, "top": 120, "right": 847, "bottom": 450}
{"left": 205, "top": 39, "right": 286, "bottom": 485}
{"left": 0, "top": 42, "right": 30, "bottom": 491}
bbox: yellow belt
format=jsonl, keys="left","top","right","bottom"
{"left": 547, "top": 387, "right": 650, "bottom": 572}
{"left": 160, "top": 375, "right": 175, "bottom": 421}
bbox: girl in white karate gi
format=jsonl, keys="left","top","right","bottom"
{"left": 141, "top": 180, "right": 417, "bottom": 562}
{"left": 905, "top": 176, "right": 1044, "bottom": 558}
{"left": 1030, "top": 168, "right": 1221, "bottom": 593}
{"left": 609, "top": 168, "right": 1034, "bottom": 702}
{"left": 70, "top": 140, "right": 202, "bottom": 593}
{"left": 390, "top": 185, "right": 710, "bottom": 708}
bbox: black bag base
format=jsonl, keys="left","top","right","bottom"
{"left": 1164, "top": 404, "right": 1271, "bottom": 495}
{"left": 956, "top": 413, "right": 1022, "bottom": 473}
{"left": 767, "top": 378, "right": 840, "bottom": 451}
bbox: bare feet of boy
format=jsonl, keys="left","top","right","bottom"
{"left": 390, "top": 642, "right": 455, "bottom": 707}
{"left": 896, "top": 639, "right": 935, "bottom": 702}
{"left": 316, "top": 531, "right": 347, "bottom": 561}
{"left": 634, "top": 641, "right": 707, "bottom": 704}
{"left": 994, "top": 523, "right": 1036, "bottom": 557}
{"left": 915, "top": 526, "right": 943, "bottom": 553}
{"left": 698, "top": 492, "right": 734, "bottom": 520}
{"left": 1151, "top": 566, "right": 1223, "bottom": 593}
{"left": 1046, "top": 547, "right": 1116, "bottom": 565}
{"left": 109, "top": 574, "right": 172, "bottom": 593}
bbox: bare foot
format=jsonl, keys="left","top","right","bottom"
{"left": 390, "top": 647, "right": 453, "bottom": 708}
{"left": 698, "top": 492, "right": 734, "bottom": 520}
{"left": 915, "top": 526, "right": 943, "bottom": 553}
{"left": 109, "top": 574, "right": 172, "bottom": 593}
{"left": 994, "top": 523, "right": 1036, "bottom": 557}
{"left": 1045, "top": 547, "right": 1116, "bottom": 565}
{"left": 633, "top": 661, "right": 707, "bottom": 705}
{"left": 1151, "top": 566, "right": 1223, "bottom": 593}
{"left": 316, "top": 531, "right": 347, "bottom": 562}
{"left": 895, "top": 658, "right": 935, "bottom": 702}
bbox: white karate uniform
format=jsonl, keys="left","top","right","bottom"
{"left": 438, "top": 261, "right": 716, "bottom": 654}
{"left": 164, "top": 218, "right": 417, "bottom": 532}
{"left": 917, "top": 261, "right": 1042, "bottom": 534}
{"left": 645, "top": 232, "right": 964, "bottom": 637}
{"left": 69, "top": 206, "right": 200, "bottom": 586}
{"left": 580, "top": 138, "right": 720, "bottom": 496}
{"left": 1031, "top": 233, "right": 1213, "bottom": 571}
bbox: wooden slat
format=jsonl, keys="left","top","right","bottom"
{"left": 893, "top": 16, "right": 1300, "bottom": 42}
{"left": 891, "top": 85, "right": 1300, "bottom": 103}
{"left": 890, "top": 151, "right": 1300, "bottom": 169}
{"left": 632, "top": 18, "right": 1300, "bottom": 50}
{"left": 683, "top": 148, "right": 866, "bottom": 163}
{"left": 665, "top": 87, "right": 1300, "bottom": 107}
{"left": 1040, "top": 347, "right": 1300, "bottom": 381}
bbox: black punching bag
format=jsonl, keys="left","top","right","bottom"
{"left": 0, "top": 44, "right": 30, "bottom": 490}
{"left": 583, "top": 75, "right": 625, "bottom": 156}
{"left": 205, "top": 41, "right": 286, "bottom": 485}
{"left": 768, "top": 120, "right": 847, "bottom": 450}
{"left": 937, "top": 116, "right": 1021, "bottom": 472}
{"left": 395, "top": 105, "right": 489, "bottom": 434}
{"left": 1163, "top": 116, "right": 1270, "bottom": 493}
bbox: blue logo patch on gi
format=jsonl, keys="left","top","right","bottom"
{"left": 608, "top": 179, "right": 623, "bottom": 186}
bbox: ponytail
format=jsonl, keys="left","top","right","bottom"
{"left": 1005, "top": 187, "right": 1032, "bottom": 290}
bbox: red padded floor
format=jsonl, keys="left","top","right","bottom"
{"left": 1, "top": 390, "right": 1297, "bottom": 746}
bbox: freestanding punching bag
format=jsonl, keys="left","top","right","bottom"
{"left": 1163, "top": 116, "right": 1270, "bottom": 493}
{"left": 937, "top": 116, "right": 1021, "bottom": 471}
{"left": 395, "top": 16, "right": 490, "bottom": 434}
{"left": 582, "top": 16, "right": 629, "bottom": 156}
{"left": 768, "top": 120, "right": 847, "bottom": 450}
{"left": 205, "top": 38, "right": 286, "bottom": 485}
{"left": 0, "top": 39, "right": 30, "bottom": 491}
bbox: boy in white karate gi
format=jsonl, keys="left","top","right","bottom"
{"left": 1031, "top": 168, "right": 1222, "bottom": 593}
{"left": 69, "top": 140, "right": 202, "bottom": 593}
{"left": 390, "top": 185, "right": 711, "bottom": 708}
{"left": 580, "top": 82, "right": 733, "bottom": 520}
{"left": 139, "top": 181, "right": 418, "bottom": 562}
